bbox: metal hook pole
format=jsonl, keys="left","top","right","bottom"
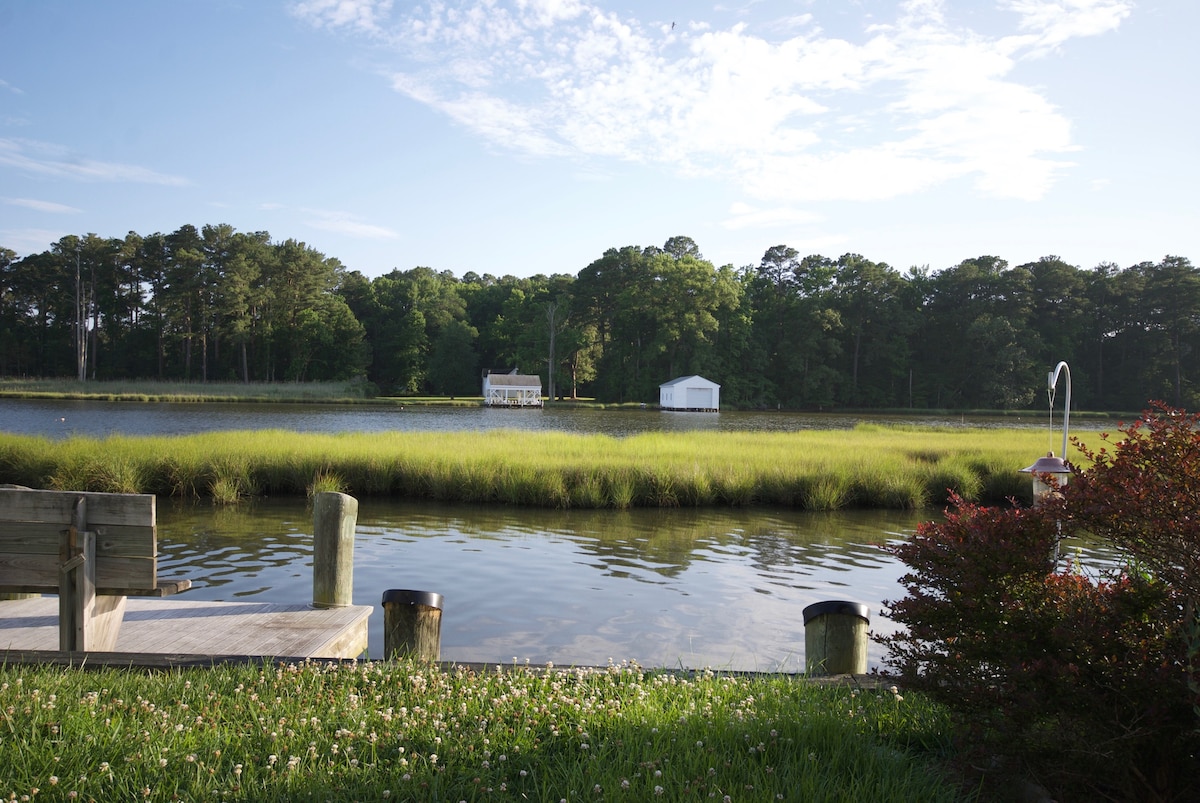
{"left": 1048, "top": 361, "right": 1071, "bottom": 459}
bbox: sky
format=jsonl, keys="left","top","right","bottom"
{"left": 1, "top": 0, "right": 1196, "bottom": 280}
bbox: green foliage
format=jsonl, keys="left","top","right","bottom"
{"left": 5, "top": 224, "right": 1198, "bottom": 410}
{"left": 880, "top": 405, "right": 1200, "bottom": 800}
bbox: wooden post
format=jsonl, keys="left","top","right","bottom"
{"left": 382, "top": 590, "right": 443, "bottom": 661}
{"left": 803, "top": 600, "right": 870, "bottom": 676}
{"left": 59, "top": 497, "right": 94, "bottom": 651}
{"left": 312, "top": 492, "right": 358, "bottom": 608}
{"left": 57, "top": 496, "right": 126, "bottom": 651}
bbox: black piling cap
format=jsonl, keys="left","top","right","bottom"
{"left": 381, "top": 589, "right": 443, "bottom": 609}
{"left": 802, "top": 600, "right": 869, "bottom": 625}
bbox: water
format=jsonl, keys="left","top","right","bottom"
{"left": 0, "top": 397, "right": 1094, "bottom": 440}
{"left": 151, "top": 498, "right": 1121, "bottom": 670}
{"left": 155, "top": 499, "right": 927, "bottom": 670}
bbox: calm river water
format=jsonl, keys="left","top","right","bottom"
{"left": 2, "top": 397, "right": 1109, "bottom": 669}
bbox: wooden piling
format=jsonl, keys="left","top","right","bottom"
{"left": 312, "top": 492, "right": 358, "bottom": 608}
{"left": 382, "top": 590, "right": 443, "bottom": 661}
{"left": 803, "top": 600, "right": 869, "bottom": 675}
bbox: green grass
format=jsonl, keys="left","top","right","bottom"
{"left": 0, "top": 425, "right": 1086, "bottom": 509}
{"left": 0, "top": 659, "right": 968, "bottom": 802}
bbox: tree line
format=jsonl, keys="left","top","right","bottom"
{"left": 2, "top": 227, "right": 1195, "bottom": 411}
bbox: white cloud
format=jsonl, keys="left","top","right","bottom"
{"left": 303, "top": 209, "right": 400, "bottom": 240}
{"left": 0, "top": 138, "right": 188, "bottom": 185}
{"left": 295, "top": 0, "right": 1131, "bottom": 204}
{"left": 290, "top": 0, "right": 394, "bottom": 36}
{"left": 1001, "top": 0, "right": 1132, "bottom": 53}
{"left": 0, "top": 228, "right": 75, "bottom": 258}
{"left": 722, "top": 202, "right": 822, "bottom": 230}
{"left": 2, "top": 197, "right": 82, "bottom": 214}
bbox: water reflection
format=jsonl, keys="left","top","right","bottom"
{"left": 157, "top": 499, "right": 932, "bottom": 671}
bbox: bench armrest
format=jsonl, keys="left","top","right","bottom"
{"left": 0, "top": 579, "right": 193, "bottom": 597}
{"left": 101, "top": 578, "right": 193, "bottom": 597}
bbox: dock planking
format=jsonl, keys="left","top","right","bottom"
{"left": 0, "top": 596, "right": 370, "bottom": 663}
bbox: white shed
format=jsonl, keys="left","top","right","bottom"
{"left": 659, "top": 375, "right": 720, "bottom": 412}
{"left": 482, "top": 369, "right": 543, "bottom": 407}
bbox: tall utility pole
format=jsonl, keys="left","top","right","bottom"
{"left": 74, "top": 244, "right": 87, "bottom": 382}
{"left": 545, "top": 299, "right": 559, "bottom": 403}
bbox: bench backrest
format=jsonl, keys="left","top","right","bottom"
{"left": 0, "top": 488, "right": 157, "bottom": 593}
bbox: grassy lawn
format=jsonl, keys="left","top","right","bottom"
{"left": 0, "top": 659, "right": 968, "bottom": 802}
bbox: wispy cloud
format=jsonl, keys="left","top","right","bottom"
{"left": 2, "top": 197, "right": 82, "bottom": 214}
{"left": 293, "top": 0, "right": 1131, "bottom": 204}
{"left": 0, "top": 78, "right": 23, "bottom": 95}
{"left": 0, "top": 228, "right": 75, "bottom": 257}
{"left": 722, "top": 202, "right": 822, "bottom": 230}
{"left": 0, "top": 138, "right": 189, "bottom": 185}
{"left": 289, "top": 0, "right": 394, "bottom": 36}
{"left": 303, "top": 209, "right": 400, "bottom": 240}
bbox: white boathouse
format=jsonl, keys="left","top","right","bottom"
{"left": 659, "top": 375, "right": 720, "bottom": 412}
{"left": 482, "top": 369, "right": 543, "bottom": 407}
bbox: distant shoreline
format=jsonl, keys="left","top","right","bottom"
{"left": 0, "top": 377, "right": 1131, "bottom": 418}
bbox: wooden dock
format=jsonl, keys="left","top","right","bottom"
{"left": 0, "top": 596, "right": 371, "bottom": 666}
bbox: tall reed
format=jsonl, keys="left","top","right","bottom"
{"left": 0, "top": 425, "right": 1073, "bottom": 510}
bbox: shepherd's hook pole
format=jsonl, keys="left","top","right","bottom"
{"left": 1048, "top": 361, "right": 1071, "bottom": 459}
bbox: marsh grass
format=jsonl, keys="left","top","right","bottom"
{"left": 307, "top": 470, "right": 347, "bottom": 497}
{"left": 0, "top": 659, "right": 966, "bottom": 802}
{"left": 800, "top": 474, "right": 854, "bottom": 511}
{"left": 0, "top": 425, "right": 1073, "bottom": 510}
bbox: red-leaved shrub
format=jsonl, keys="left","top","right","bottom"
{"left": 879, "top": 405, "right": 1200, "bottom": 801}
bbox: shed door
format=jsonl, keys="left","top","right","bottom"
{"left": 686, "top": 387, "right": 713, "bottom": 409}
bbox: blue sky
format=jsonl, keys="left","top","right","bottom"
{"left": 2, "top": 0, "right": 1196, "bottom": 279}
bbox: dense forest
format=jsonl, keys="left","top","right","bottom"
{"left": 1, "top": 226, "right": 1195, "bottom": 411}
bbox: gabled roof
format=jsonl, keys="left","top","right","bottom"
{"left": 486, "top": 374, "right": 541, "bottom": 387}
{"left": 659, "top": 375, "right": 720, "bottom": 388}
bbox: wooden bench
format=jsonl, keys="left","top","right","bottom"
{"left": 0, "top": 487, "right": 191, "bottom": 651}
